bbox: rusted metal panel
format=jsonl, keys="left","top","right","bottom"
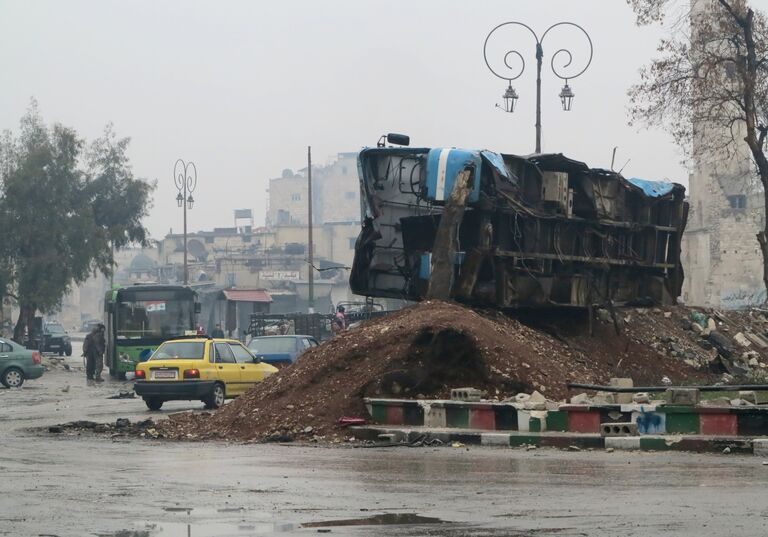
{"left": 350, "top": 147, "right": 688, "bottom": 308}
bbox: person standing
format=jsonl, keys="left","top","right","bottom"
{"left": 93, "top": 324, "right": 106, "bottom": 382}
{"left": 83, "top": 324, "right": 105, "bottom": 383}
{"left": 211, "top": 323, "right": 225, "bottom": 338}
{"left": 332, "top": 305, "right": 347, "bottom": 335}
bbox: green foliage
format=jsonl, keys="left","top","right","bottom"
{"left": 0, "top": 99, "right": 155, "bottom": 320}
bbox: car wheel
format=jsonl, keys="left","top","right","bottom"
{"left": 1, "top": 367, "right": 25, "bottom": 388}
{"left": 203, "top": 383, "right": 225, "bottom": 409}
{"left": 58, "top": 350, "right": 64, "bottom": 356}
{"left": 65, "top": 346, "right": 72, "bottom": 357}
{"left": 144, "top": 398, "right": 163, "bottom": 411}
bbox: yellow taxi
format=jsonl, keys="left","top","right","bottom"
{"left": 133, "top": 338, "right": 278, "bottom": 411}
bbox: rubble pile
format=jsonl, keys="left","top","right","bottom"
{"left": 158, "top": 300, "right": 699, "bottom": 442}
{"left": 617, "top": 307, "right": 768, "bottom": 381}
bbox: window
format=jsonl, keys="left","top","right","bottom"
{"left": 728, "top": 194, "right": 747, "bottom": 209}
{"left": 0, "top": 342, "right": 12, "bottom": 353}
{"left": 151, "top": 341, "right": 205, "bottom": 360}
{"left": 291, "top": 193, "right": 301, "bottom": 201}
{"left": 345, "top": 192, "right": 356, "bottom": 200}
{"left": 229, "top": 343, "right": 255, "bottom": 363}
{"left": 214, "top": 343, "right": 236, "bottom": 363}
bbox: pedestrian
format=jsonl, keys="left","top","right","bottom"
{"left": 211, "top": 323, "right": 225, "bottom": 338}
{"left": 82, "top": 324, "right": 105, "bottom": 383}
{"left": 332, "top": 305, "right": 347, "bottom": 335}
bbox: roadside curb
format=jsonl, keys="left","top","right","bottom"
{"left": 350, "top": 425, "right": 757, "bottom": 454}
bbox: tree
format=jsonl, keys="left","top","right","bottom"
{"left": 0, "top": 100, "right": 155, "bottom": 342}
{"left": 627, "top": 0, "right": 768, "bottom": 291}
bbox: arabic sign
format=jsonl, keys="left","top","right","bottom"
{"left": 261, "top": 270, "right": 300, "bottom": 281}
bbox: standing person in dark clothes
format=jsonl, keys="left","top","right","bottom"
{"left": 82, "top": 324, "right": 105, "bottom": 383}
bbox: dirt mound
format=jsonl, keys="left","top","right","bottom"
{"left": 158, "top": 300, "right": 702, "bottom": 442}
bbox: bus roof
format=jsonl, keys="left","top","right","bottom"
{"left": 106, "top": 284, "right": 196, "bottom": 300}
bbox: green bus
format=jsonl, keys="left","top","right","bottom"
{"left": 104, "top": 284, "right": 200, "bottom": 379}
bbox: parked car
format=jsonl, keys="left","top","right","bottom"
{"left": 133, "top": 338, "right": 278, "bottom": 411}
{"left": 0, "top": 337, "right": 44, "bottom": 388}
{"left": 41, "top": 321, "right": 72, "bottom": 356}
{"left": 247, "top": 335, "right": 319, "bottom": 366}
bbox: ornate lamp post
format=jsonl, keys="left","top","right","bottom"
{"left": 173, "top": 159, "right": 197, "bottom": 286}
{"left": 483, "top": 21, "right": 593, "bottom": 153}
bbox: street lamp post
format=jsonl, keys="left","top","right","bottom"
{"left": 483, "top": 21, "right": 593, "bottom": 153}
{"left": 173, "top": 159, "right": 197, "bottom": 286}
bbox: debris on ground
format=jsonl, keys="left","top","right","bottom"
{"left": 157, "top": 300, "right": 704, "bottom": 442}
{"left": 45, "top": 418, "right": 160, "bottom": 438}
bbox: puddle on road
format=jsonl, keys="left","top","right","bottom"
{"left": 108, "top": 512, "right": 446, "bottom": 536}
{"left": 105, "top": 521, "right": 296, "bottom": 536}
{"left": 304, "top": 513, "right": 446, "bottom": 528}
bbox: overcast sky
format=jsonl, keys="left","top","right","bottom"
{"left": 0, "top": 0, "right": 686, "bottom": 239}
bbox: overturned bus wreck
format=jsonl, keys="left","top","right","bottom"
{"left": 350, "top": 146, "right": 688, "bottom": 308}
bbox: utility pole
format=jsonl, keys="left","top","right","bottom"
{"left": 307, "top": 146, "right": 314, "bottom": 314}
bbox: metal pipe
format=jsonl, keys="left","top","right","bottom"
{"left": 568, "top": 382, "right": 768, "bottom": 393}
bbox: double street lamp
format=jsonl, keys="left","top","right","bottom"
{"left": 173, "top": 159, "right": 197, "bottom": 286}
{"left": 483, "top": 21, "right": 593, "bottom": 153}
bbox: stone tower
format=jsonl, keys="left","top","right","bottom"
{"left": 680, "top": 0, "right": 765, "bottom": 308}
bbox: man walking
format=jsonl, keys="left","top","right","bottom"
{"left": 83, "top": 324, "right": 105, "bottom": 383}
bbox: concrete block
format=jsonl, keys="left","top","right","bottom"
{"left": 445, "top": 406, "right": 469, "bottom": 428}
{"left": 514, "top": 393, "right": 531, "bottom": 403}
{"left": 610, "top": 378, "right": 634, "bottom": 404}
{"left": 633, "top": 392, "right": 651, "bottom": 404}
{"left": 745, "top": 332, "right": 768, "bottom": 349}
{"left": 529, "top": 390, "right": 547, "bottom": 403}
{"left": 481, "top": 433, "right": 511, "bottom": 447}
{"left": 665, "top": 412, "right": 700, "bottom": 434}
{"left": 733, "top": 332, "right": 752, "bottom": 348}
{"left": 739, "top": 391, "right": 758, "bottom": 404}
{"left": 516, "top": 410, "right": 531, "bottom": 432}
{"left": 605, "top": 436, "right": 641, "bottom": 450}
{"left": 423, "top": 405, "right": 446, "bottom": 428}
{"left": 665, "top": 387, "right": 700, "bottom": 406}
{"left": 699, "top": 413, "right": 738, "bottom": 436}
{"left": 450, "top": 387, "right": 484, "bottom": 402}
{"left": 570, "top": 393, "right": 590, "bottom": 404}
{"left": 600, "top": 422, "right": 638, "bottom": 437}
{"left": 385, "top": 405, "right": 404, "bottom": 425}
{"left": 753, "top": 438, "right": 768, "bottom": 457}
{"left": 568, "top": 410, "right": 602, "bottom": 433}
{"left": 523, "top": 401, "right": 547, "bottom": 410}
{"left": 469, "top": 407, "right": 495, "bottom": 430}
{"left": 632, "top": 411, "right": 666, "bottom": 435}
{"left": 493, "top": 405, "right": 518, "bottom": 430}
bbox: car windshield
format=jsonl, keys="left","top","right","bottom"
{"left": 248, "top": 337, "right": 296, "bottom": 354}
{"left": 150, "top": 341, "right": 205, "bottom": 360}
{"left": 46, "top": 323, "right": 65, "bottom": 334}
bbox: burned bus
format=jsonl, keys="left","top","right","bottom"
{"left": 350, "top": 142, "right": 687, "bottom": 308}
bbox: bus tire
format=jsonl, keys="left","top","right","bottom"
{"left": 203, "top": 383, "right": 225, "bottom": 409}
{"left": 144, "top": 398, "right": 163, "bottom": 411}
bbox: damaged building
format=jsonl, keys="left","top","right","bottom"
{"left": 350, "top": 146, "right": 688, "bottom": 308}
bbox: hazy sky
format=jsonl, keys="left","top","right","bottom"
{"left": 0, "top": 0, "right": 686, "bottom": 239}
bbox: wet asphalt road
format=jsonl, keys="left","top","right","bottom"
{"left": 2, "top": 345, "right": 768, "bottom": 536}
